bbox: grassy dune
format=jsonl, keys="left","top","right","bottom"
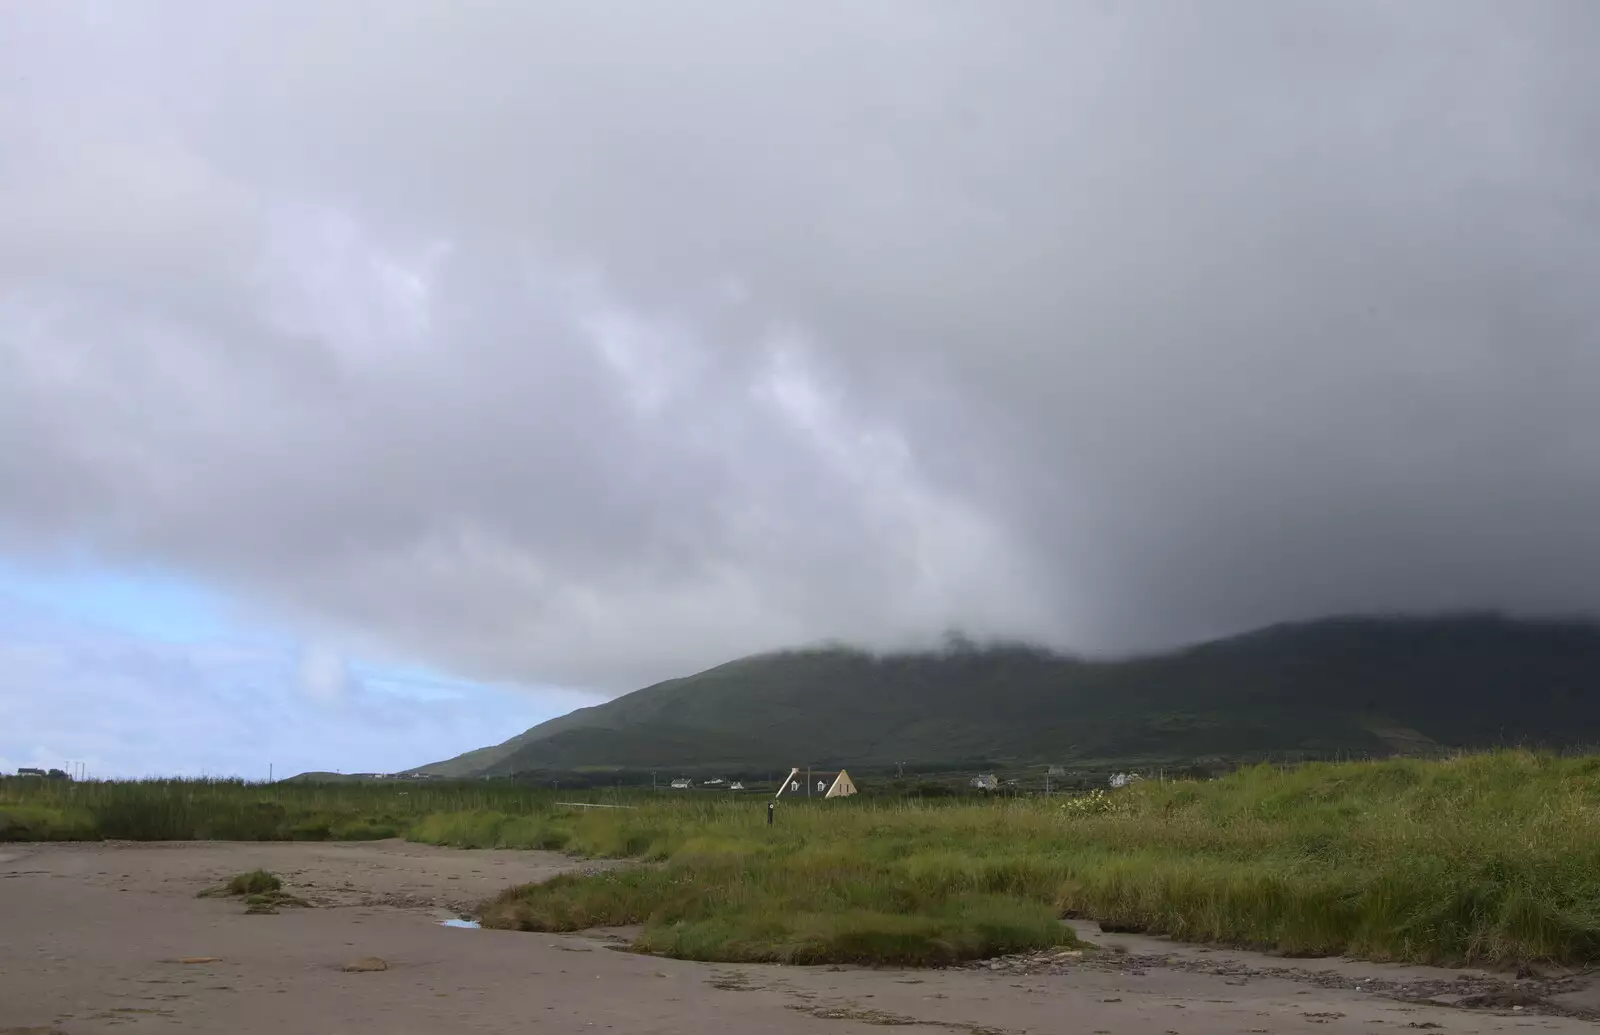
{"left": 461, "top": 753, "right": 1600, "bottom": 966}
{"left": 5, "top": 753, "right": 1600, "bottom": 966}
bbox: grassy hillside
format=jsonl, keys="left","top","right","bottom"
{"left": 422, "top": 614, "right": 1600, "bottom": 776}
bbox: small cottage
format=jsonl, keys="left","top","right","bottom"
{"left": 773, "top": 767, "right": 857, "bottom": 799}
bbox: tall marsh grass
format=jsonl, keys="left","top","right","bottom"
{"left": 472, "top": 753, "right": 1600, "bottom": 966}
{"left": 5, "top": 752, "right": 1598, "bottom": 966}
{"left": 0, "top": 777, "right": 551, "bottom": 841}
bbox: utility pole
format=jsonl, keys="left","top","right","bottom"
{"left": 806, "top": 765, "right": 811, "bottom": 799}
{"left": 269, "top": 763, "right": 273, "bottom": 784}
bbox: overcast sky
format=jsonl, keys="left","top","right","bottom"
{"left": 3, "top": 2, "right": 1600, "bottom": 772}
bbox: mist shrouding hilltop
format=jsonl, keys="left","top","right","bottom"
{"left": 417, "top": 614, "right": 1600, "bottom": 777}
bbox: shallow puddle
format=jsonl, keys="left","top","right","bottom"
{"left": 440, "top": 918, "right": 481, "bottom": 929}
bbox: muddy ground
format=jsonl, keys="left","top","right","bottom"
{"left": 3, "top": 840, "right": 1596, "bottom": 1034}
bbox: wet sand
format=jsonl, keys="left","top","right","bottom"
{"left": 3, "top": 840, "right": 1594, "bottom": 1034}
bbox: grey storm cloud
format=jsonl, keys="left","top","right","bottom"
{"left": 3, "top": 1, "right": 1599, "bottom": 690}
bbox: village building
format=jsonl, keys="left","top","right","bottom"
{"left": 773, "top": 767, "right": 857, "bottom": 799}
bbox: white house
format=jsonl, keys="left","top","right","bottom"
{"left": 669, "top": 778, "right": 692, "bottom": 790}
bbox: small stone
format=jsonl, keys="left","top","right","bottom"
{"left": 342, "top": 957, "right": 389, "bottom": 973}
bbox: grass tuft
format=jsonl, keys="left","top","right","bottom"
{"left": 196, "top": 869, "right": 307, "bottom": 913}
{"left": 227, "top": 870, "right": 282, "bottom": 895}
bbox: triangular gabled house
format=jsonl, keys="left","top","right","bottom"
{"left": 774, "top": 767, "right": 858, "bottom": 799}
{"left": 823, "top": 770, "right": 857, "bottom": 798}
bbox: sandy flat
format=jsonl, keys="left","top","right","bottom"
{"left": 2, "top": 840, "right": 1593, "bottom": 1035}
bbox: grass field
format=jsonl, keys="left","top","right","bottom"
{"left": 5, "top": 752, "right": 1599, "bottom": 967}
{"left": 0, "top": 777, "right": 549, "bottom": 842}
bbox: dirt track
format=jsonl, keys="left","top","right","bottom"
{"left": 3, "top": 841, "right": 1596, "bottom": 1034}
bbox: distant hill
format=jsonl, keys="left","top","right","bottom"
{"left": 280, "top": 771, "right": 387, "bottom": 784}
{"left": 418, "top": 614, "right": 1600, "bottom": 777}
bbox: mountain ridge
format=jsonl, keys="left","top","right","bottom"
{"left": 417, "top": 613, "right": 1600, "bottom": 777}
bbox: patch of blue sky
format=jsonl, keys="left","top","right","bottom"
{"left": 0, "top": 560, "right": 232, "bottom": 643}
{"left": 350, "top": 660, "right": 517, "bottom": 702}
{"left": 0, "top": 556, "right": 597, "bottom": 777}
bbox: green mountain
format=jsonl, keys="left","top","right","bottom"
{"left": 417, "top": 614, "right": 1600, "bottom": 777}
